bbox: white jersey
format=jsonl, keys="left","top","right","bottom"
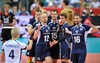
{"left": 2, "top": 40, "right": 27, "bottom": 63}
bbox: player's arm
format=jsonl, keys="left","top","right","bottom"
{"left": 33, "top": 25, "right": 41, "bottom": 40}
{"left": 27, "top": 24, "right": 35, "bottom": 35}
{"left": 85, "top": 20, "right": 99, "bottom": 33}
{"left": 0, "top": 15, "right": 3, "bottom": 26}
{"left": 26, "top": 39, "right": 33, "bottom": 50}
{"left": 50, "top": 29, "right": 67, "bottom": 47}
{"left": 0, "top": 20, "right": 2, "bottom": 26}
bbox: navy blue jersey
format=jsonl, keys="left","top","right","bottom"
{"left": 35, "top": 25, "right": 50, "bottom": 45}
{"left": 66, "top": 24, "right": 91, "bottom": 54}
{"left": 0, "top": 12, "right": 15, "bottom": 26}
{"left": 28, "top": 18, "right": 41, "bottom": 40}
{"left": 48, "top": 22, "right": 59, "bottom": 41}
{"left": 59, "top": 22, "right": 70, "bottom": 49}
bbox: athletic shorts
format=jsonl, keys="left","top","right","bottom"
{"left": 50, "top": 43, "right": 59, "bottom": 59}
{"left": 26, "top": 40, "right": 36, "bottom": 57}
{"left": 1, "top": 29, "right": 12, "bottom": 41}
{"left": 71, "top": 53, "right": 86, "bottom": 63}
{"left": 61, "top": 48, "right": 70, "bottom": 59}
{"left": 35, "top": 44, "right": 51, "bottom": 61}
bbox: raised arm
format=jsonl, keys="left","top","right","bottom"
{"left": 85, "top": 20, "right": 99, "bottom": 33}
{"left": 27, "top": 24, "right": 35, "bottom": 35}
{"left": 33, "top": 25, "right": 41, "bottom": 40}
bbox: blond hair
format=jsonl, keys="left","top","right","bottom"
{"left": 11, "top": 27, "right": 20, "bottom": 38}
{"left": 4, "top": 4, "right": 10, "bottom": 8}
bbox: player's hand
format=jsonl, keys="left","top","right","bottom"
{"left": 84, "top": 19, "right": 93, "bottom": 26}
{"left": 37, "top": 24, "right": 41, "bottom": 31}
{"left": 49, "top": 42, "right": 53, "bottom": 47}
{"left": 52, "top": 39, "right": 58, "bottom": 45}
{"left": 50, "top": 39, "right": 58, "bottom": 47}
{"left": 59, "top": 19, "right": 63, "bottom": 25}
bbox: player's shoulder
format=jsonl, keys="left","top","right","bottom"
{"left": 82, "top": 24, "right": 91, "bottom": 28}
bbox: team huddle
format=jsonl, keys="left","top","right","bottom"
{"left": 0, "top": 0, "right": 100, "bottom": 63}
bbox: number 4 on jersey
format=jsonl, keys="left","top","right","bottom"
{"left": 9, "top": 50, "right": 15, "bottom": 59}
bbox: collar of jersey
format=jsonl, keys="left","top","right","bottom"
{"left": 75, "top": 23, "right": 82, "bottom": 27}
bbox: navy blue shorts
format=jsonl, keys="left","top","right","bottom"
{"left": 61, "top": 48, "right": 70, "bottom": 59}
{"left": 71, "top": 53, "right": 86, "bottom": 63}
{"left": 26, "top": 40, "right": 36, "bottom": 57}
{"left": 50, "top": 43, "right": 59, "bottom": 59}
{"left": 35, "top": 44, "right": 51, "bottom": 61}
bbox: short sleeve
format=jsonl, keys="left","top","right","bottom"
{"left": 19, "top": 42, "right": 27, "bottom": 50}
{"left": 84, "top": 25, "right": 92, "bottom": 33}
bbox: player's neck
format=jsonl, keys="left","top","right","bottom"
{"left": 63, "top": 5, "right": 68, "bottom": 8}
{"left": 52, "top": 19, "right": 57, "bottom": 22}
{"left": 12, "top": 38, "right": 18, "bottom": 40}
{"left": 42, "top": 22, "right": 47, "bottom": 26}
{"left": 76, "top": 23, "right": 81, "bottom": 26}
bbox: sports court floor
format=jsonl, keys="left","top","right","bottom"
{"left": 0, "top": 37, "right": 100, "bottom": 63}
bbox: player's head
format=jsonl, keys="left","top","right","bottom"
{"left": 4, "top": 4, "right": 10, "bottom": 12}
{"left": 59, "top": 13, "right": 67, "bottom": 25}
{"left": 38, "top": 0, "right": 44, "bottom": 8}
{"left": 74, "top": 14, "right": 82, "bottom": 25}
{"left": 41, "top": 13, "right": 48, "bottom": 23}
{"left": 35, "top": 9, "right": 42, "bottom": 21}
{"left": 51, "top": 9, "right": 58, "bottom": 21}
{"left": 62, "top": 0, "right": 69, "bottom": 7}
{"left": 11, "top": 27, "right": 20, "bottom": 39}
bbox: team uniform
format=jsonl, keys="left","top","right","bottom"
{"left": 2, "top": 40, "right": 27, "bottom": 63}
{"left": 26, "top": 18, "right": 41, "bottom": 57}
{"left": 0, "top": 12, "right": 15, "bottom": 41}
{"left": 48, "top": 21, "right": 59, "bottom": 59}
{"left": 65, "top": 24, "right": 92, "bottom": 63}
{"left": 35, "top": 24, "right": 51, "bottom": 61}
{"left": 61, "top": 8, "right": 74, "bottom": 26}
{"left": 59, "top": 22, "right": 70, "bottom": 59}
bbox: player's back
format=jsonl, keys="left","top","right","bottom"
{"left": 2, "top": 40, "right": 26, "bottom": 63}
{"left": 61, "top": 8, "right": 74, "bottom": 26}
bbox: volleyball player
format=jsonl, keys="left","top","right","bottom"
{"left": 26, "top": 9, "right": 42, "bottom": 63}
{"left": 65, "top": 14, "right": 99, "bottom": 63}
{"left": 2, "top": 27, "right": 33, "bottom": 63}
{"left": 48, "top": 9, "right": 59, "bottom": 63}
{"left": 33, "top": 13, "right": 52, "bottom": 63}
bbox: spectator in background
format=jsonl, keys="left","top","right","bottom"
{"left": 10, "top": 6, "right": 20, "bottom": 16}
{"left": 30, "top": 0, "right": 38, "bottom": 12}
{"left": 83, "top": 4, "right": 94, "bottom": 16}
{"left": 61, "top": 0, "right": 74, "bottom": 26}
{"left": 37, "top": 0, "right": 47, "bottom": 14}
{"left": 82, "top": 0, "right": 92, "bottom": 7}
{"left": 90, "top": 0, "right": 100, "bottom": 8}
{"left": 18, "top": 6, "right": 30, "bottom": 16}
{"left": 6, "top": 0, "right": 21, "bottom": 9}
{"left": 70, "top": 0, "right": 80, "bottom": 8}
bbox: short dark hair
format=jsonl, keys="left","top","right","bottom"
{"left": 51, "top": 9, "right": 58, "bottom": 14}
{"left": 35, "top": 9, "right": 42, "bottom": 13}
{"left": 38, "top": 1, "right": 44, "bottom": 7}
{"left": 60, "top": 13, "right": 67, "bottom": 18}
{"left": 74, "top": 14, "right": 82, "bottom": 19}
{"left": 63, "top": 0, "right": 69, "bottom": 5}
